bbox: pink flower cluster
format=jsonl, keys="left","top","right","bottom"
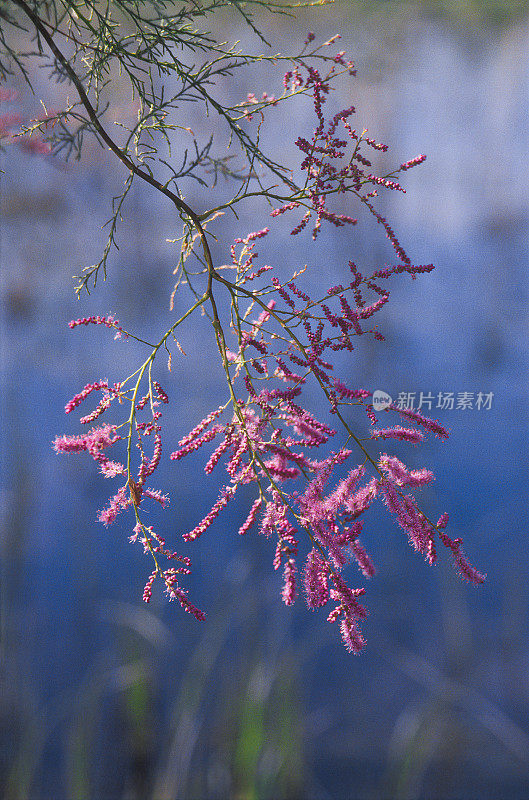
{"left": 271, "top": 61, "right": 427, "bottom": 245}
{"left": 169, "top": 237, "right": 484, "bottom": 651}
{"left": 54, "top": 322, "right": 204, "bottom": 618}
{"left": 53, "top": 35, "right": 484, "bottom": 652}
{"left": 173, "top": 379, "right": 483, "bottom": 650}
{"left": 69, "top": 314, "right": 128, "bottom": 339}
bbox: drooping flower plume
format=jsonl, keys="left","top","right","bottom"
{"left": 46, "top": 30, "right": 484, "bottom": 654}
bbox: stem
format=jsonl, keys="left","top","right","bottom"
{"left": 13, "top": 0, "right": 218, "bottom": 286}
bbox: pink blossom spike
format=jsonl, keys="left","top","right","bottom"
{"left": 340, "top": 616, "right": 366, "bottom": 654}
{"left": 98, "top": 485, "right": 130, "bottom": 526}
{"left": 439, "top": 532, "right": 486, "bottom": 584}
{"left": 370, "top": 426, "right": 424, "bottom": 443}
{"left": 163, "top": 575, "right": 206, "bottom": 620}
{"left": 379, "top": 455, "right": 433, "bottom": 488}
{"left": 238, "top": 497, "right": 263, "bottom": 535}
{"left": 65, "top": 381, "right": 108, "bottom": 414}
{"left": 53, "top": 433, "right": 89, "bottom": 454}
{"left": 143, "top": 571, "right": 156, "bottom": 603}
{"left": 344, "top": 478, "right": 378, "bottom": 518}
{"left": 170, "top": 425, "right": 222, "bottom": 461}
{"left": 177, "top": 406, "right": 224, "bottom": 449}
{"left": 80, "top": 394, "right": 112, "bottom": 425}
{"left": 183, "top": 485, "right": 237, "bottom": 541}
{"left": 393, "top": 406, "right": 449, "bottom": 441}
{"left": 99, "top": 459, "right": 126, "bottom": 478}
{"left": 282, "top": 558, "right": 297, "bottom": 605}
{"left": 303, "top": 549, "right": 330, "bottom": 609}
{"left": 142, "top": 488, "right": 170, "bottom": 508}
{"left": 399, "top": 154, "right": 427, "bottom": 171}
{"left": 333, "top": 380, "right": 370, "bottom": 400}
{"left": 437, "top": 512, "right": 449, "bottom": 529}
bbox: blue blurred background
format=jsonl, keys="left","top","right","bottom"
{"left": 1, "top": 2, "right": 528, "bottom": 798}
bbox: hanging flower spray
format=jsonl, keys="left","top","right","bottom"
{"left": 4, "top": 0, "right": 484, "bottom": 653}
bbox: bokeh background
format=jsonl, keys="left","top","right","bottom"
{"left": 1, "top": 1, "right": 528, "bottom": 798}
